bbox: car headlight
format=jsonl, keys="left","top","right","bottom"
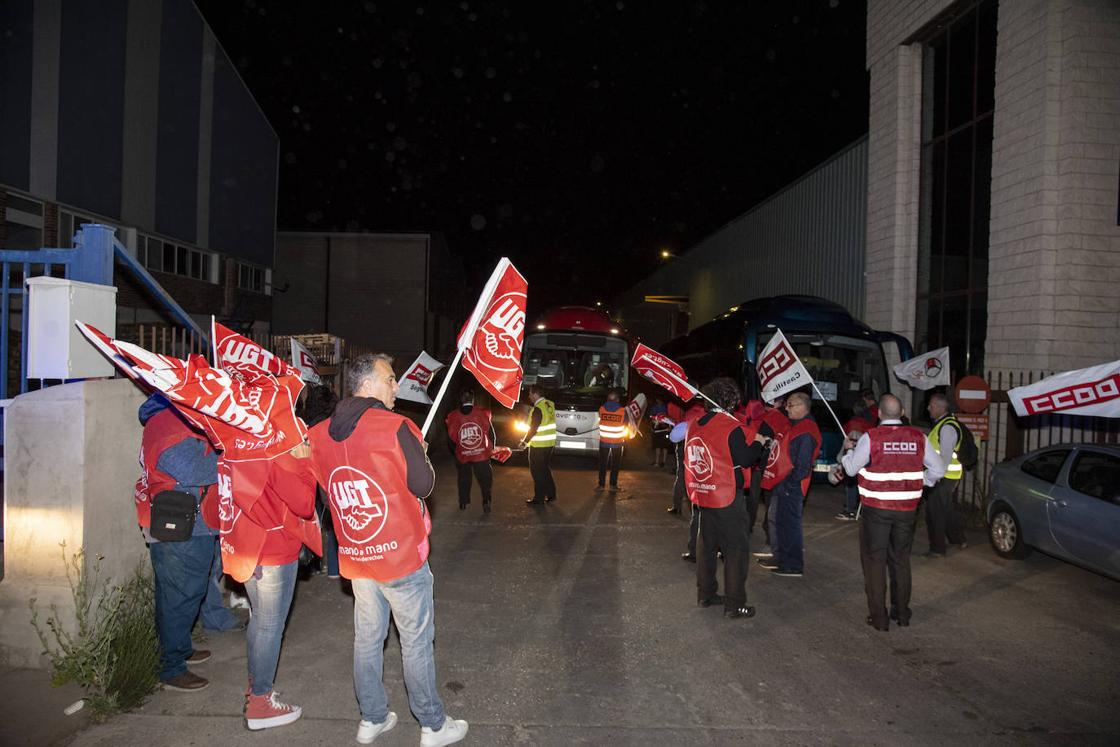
{"left": 513, "top": 420, "right": 530, "bottom": 433}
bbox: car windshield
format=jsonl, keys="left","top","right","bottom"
{"left": 758, "top": 332, "right": 888, "bottom": 431}
{"left": 521, "top": 332, "right": 628, "bottom": 405}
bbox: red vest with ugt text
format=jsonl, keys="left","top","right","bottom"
{"left": 857, "top": 425, "right": 926, "bottom": 512}
{"left": 445, "top": 407, "right": 493, "bottom": 462}
{"left": 308, "top": 409, "right": 432, "bottom": 583}
{"left": 684, "top": 413, "right": 740, "bottom": 509}
{"left": 135, "top": 409, "right": 213, "bottom": 529}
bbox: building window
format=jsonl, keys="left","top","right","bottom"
{"left": 3, "top": 194, "right": 44, "bottom": 250}
{"left": 137, "top": 233, "right": 217, "bottom": 283}
{"left": 238, "top": 261, "right": 266, "bottom": 294}
{"left": 916, "top": 0, "right": 997, "bottom": 378}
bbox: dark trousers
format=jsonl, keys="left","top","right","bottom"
{"left": 672, "top": 442, "right": 686, "bottom": 511}
{"left": 457, "top": 459, "right": 494, "bottom": 506}
{"left": 597, "top": 445, "right": 624, "bottom": 487}
{"left": 860, "top": 505, "right": 917, "bottom": 626}
{"left": 688, "top": 501, "right": 699, "bottom": 554}
{"left": 746, "top": 466, "right": 764, "bottom": 536}
{"left": 773, "top": 482, "right": 805, "bottom": 572}
{"left": 924, "top": 479, "right": 965, "bottom": 553}
{"left": 528, "top": 445, "right": 556, "bottom": 501}
{"left": 696, "top": 491, "right": 750, "bottom": 610}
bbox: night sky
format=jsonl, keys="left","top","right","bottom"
{"left": 195, "top": 0, "right": 869, "bottom": 310}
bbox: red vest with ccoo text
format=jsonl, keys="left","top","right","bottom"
{"left": 445, "top": 407, "right": 494, "bottom": 462}
{"left": 684, "top": 412, "right": 740, "bottom": 509}
{"left": 308, "top": 409, "right": 432, "bottom": 583}
{"left": 856, "top": 425, "right": 927, "bottom": 511}
{"left": 136, "top": 409, "right": 213, "bottom": 529}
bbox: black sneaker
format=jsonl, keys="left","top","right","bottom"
{"left": 483, "top": 502, "right": 491, "bottom": 514}
{"left": 756, "top": 558, "right": 779, "bottom": 570}
{"left": 525, "top": 497, "right": 543, "bottom": 505}
{"left": 724, "top": 605, "right": 756, "bottom": 619}
{"left": 681, "top": 552, "right": 696, "bottom": 562}
{"left": 697, "top": 594, "right": 724, "bottom": 608}
{"left": 771, "top": 568, "right": 803, "bottom": 577}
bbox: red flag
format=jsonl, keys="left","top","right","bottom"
{"left": 491, "top": 446, "right": 514, "bottom": 464}
{"left": 630, "top": 343, "right": 698, "bottom": 402}
{"left": 213, "top": 320, "right": 301, "bottom": 384}
{"left": 457, "top": 258, "right": 528, "bottom": 409}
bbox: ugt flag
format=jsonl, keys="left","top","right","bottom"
{"left": 213, "top": 320, "right": 300, "bottom": 384}
{"left": 290, "top": 338, "right": 322, "bottom": 384}
{"left": 757, "top": 329, "right": 812, "bottom": 403}
{"left": 1008, "top": 360, "right": 1120, "bottom": 418}
{"left": 630, "top": 343, "right": 698, "bottom": 402}
{"left": 457, "top": 258, "right": 528, "bottom": 409}
{"left": 397, "top": 351, "right": 446, "bottom": 405}
{"left": 893, "top": 347, "right": 950, "bottom": 390}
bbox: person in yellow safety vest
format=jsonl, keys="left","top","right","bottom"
{"left": 596, "top": 389, "right": 631, "bottom": 491}
{"left": 922, "top": 392, "right": 968, "bottom": 557}
{"left": 519, "top": 385, "right": 557, "bottom": 505}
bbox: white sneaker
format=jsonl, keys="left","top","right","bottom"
{"left": 420, "top": 715, "right": 469, "bottom": 746}
{"left": 356, "top": 711, "right": 397, "bottom": 743}
{"left": 229, "top": 591, "right": 251, "bottom": 609}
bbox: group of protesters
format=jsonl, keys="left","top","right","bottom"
{"left": 658, "top": 376, "right": 967, "bottom": 630}
{"left": 136, "top": 353, "right": 468, "bottom": 746}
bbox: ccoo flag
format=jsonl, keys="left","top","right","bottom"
{"left": 893, "top": 347, "right": 951, "bottom": 390}
{"left": 1008, "top": 359, "right": 1120, "bottom": 418}
{"left": 630, "top": 343, "right": 698, "bottom": 402}
{"left": 457, "top": 258, "right": 528, "bottom": 409}
{"left": 289, "top": 338, "right": 322, "bottom": 384}
{"left": 757, "top": 329, "right": 813, "bottom": 403}
{"left": 397, "top": 351, "right": 446, "bottom": 405}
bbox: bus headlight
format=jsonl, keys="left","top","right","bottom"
{"left": 513, "top": 420, "right": 530, "bottom": 433}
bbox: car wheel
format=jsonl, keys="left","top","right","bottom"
{"left": 988, "top": 504, "right": 1031, "bottom": 559}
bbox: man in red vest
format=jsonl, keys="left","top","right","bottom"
{"left": 759, "top": 391, "right": 820, "bottom": 578}
{"left": 308, "top": 354, "right": 468, "bottom": 746}
{"left": 445, "top": 389, "right": 496, "bottom": 513}
{"left": 841, "top": 394, "right": 945, "bottom": 630}
{"left": 136, "top": 393, "right": 219, "bottom": 692}
{"left": 681, "top": 377, "right": 768, "bottom": 618}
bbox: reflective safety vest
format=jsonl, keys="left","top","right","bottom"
{"left": 597, "top": 404, "right": 628, "bottom": 445}
{"left": 929, "top": 416, "right": 963, "bottom": 481}
{"left": 529, "top": 398, "right": 556, "bottom": 447}
{"left": 856, "top": 425, "right": 927, "bottom": 512}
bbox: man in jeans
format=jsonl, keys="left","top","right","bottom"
{"left": 136, "top": 393, "right": 219, "bottom": 692}
{"left": 309, "top": 354, "right": 468, "bottom": 746}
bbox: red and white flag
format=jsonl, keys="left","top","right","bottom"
{"left": 626, "top": 392, "right": 648, "bottom": 427}
{"left": 397, "top": 351, "right": 446, "bottom": 405}
{"left": 630, "top": 343, "right": 698, "bottom": 402}
{"left": 457, "top": 258, "right": 528, "bottom": 409}
{"left": 757, "top": 329, "right": 813, "bottom": 403}
{"left": 491, "top": 446, "right": 514, "bottom": 464}
{"left": 1008, "top": 360, "right": 1120, "bottom": 418}
{"left": 213, "top": 320, "right": 300, "bottom": 384}
{"left": 289, "top": 338, "right": 322, "bottom": 385}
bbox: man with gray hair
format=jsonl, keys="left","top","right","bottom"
{"left": 924, "top": 392, "right": 968, "bottom": 557}
{"left": 308, "top": 354, "right": 468, "bottom": 745}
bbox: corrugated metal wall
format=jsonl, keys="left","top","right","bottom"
{"left": 614, "top": 137, "right": 868, "bottom": 344}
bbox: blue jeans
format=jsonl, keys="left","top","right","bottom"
{"left": 774, "top": 483, "right": 805, "bottom": 572}
{"left": 243, "top": 561, "right": 298, "bottom": 695}
{"left": 200, "top": 538, "right": 239, "bottom": 631}
{"left": 352, "top": 563, "right": 445, "bottom": 729}
{"left": 150, "top": 535, "right": 213, "bottom": 681}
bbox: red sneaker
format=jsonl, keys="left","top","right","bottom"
{"left": 245, "top": 691, "right": 302, "bottom": 731}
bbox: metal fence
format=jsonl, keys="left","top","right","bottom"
{"left": 956, "top": 370, "right": 1120, "bottom": 511}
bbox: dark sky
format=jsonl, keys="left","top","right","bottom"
{"left": 195, "top": 0, "right": 869, "bottom": 309}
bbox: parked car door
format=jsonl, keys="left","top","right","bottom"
{"left": 1007, "top": 449, "right": 1069, "bottom": 552}
{"left": 1046, "top": 448, "right": 1120, "bottom": 577}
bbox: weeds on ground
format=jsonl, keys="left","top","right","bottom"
{"left": 29, "top": 544, "right": 159, "bottom": 721}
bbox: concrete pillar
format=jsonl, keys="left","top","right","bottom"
{"left": 0, "top": 379, "right": 148, "bottom": 668}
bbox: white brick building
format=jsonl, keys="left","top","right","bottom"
{"left": 865, "top": 0, "right": 1120, "bottom": 379}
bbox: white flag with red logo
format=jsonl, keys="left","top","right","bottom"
{"left": 630, "top": 343, "right": 698, "bottom": 402}
{"left": 1008, "top": 360, "right": 1120, "bottom": 418}
{"left": 289, "top": 338, "right": 322, "bottom": 385}
{"left": 757, "top": 329, "right": 813, "bottom": 403}
{"left": 457, "top": 258, "right": 528, "bottom": 409}
{"left": 397, "top": 351, "right": 446, "bottom": 405}
{"left": 893, "top": 347, "right": 950, "bottom": 390}
{"left": 626, "top": 392, "right": 648, "bottom": 429}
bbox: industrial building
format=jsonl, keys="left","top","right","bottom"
{"left": 0, "top": 0, "right": 279, "bottom": 336}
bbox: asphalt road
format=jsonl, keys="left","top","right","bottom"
{"left": 63, "top": 449, "right": 1120, "bottom": 745}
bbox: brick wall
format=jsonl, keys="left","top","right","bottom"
{"left": 985, "top": 0, "right": 1120, "bottom": 371}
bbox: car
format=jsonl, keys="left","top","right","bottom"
{"left": 985, "top": 443, "right": 1120, "bottom": 580}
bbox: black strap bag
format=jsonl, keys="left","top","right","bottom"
{"left": 149, "top": 490, "right": 198, "bottom": 542}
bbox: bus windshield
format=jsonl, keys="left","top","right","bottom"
{"left": 521, "top": 332, "right": 629, "bottom": 405}
{"left": 758, "top": 331, "right": 887, "bottom": 429}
